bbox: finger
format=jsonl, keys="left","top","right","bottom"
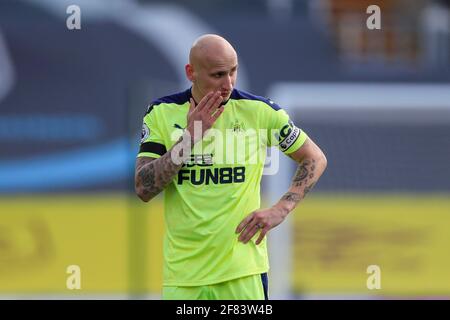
{"left": 236, "top": 214, "right": 254, "bottom": 234}
{"left": 202, "top": 91, "right": 221, "bottom": 112}
{"left": 239, "top": 223, "right": 260, "bottom": 243}
{"left": 255, "top": 227, "right": 269, "bottom": 245}
{"left": 196, "top": 91, "right": 215, "bottom": 111}
{"left": 206, "top": 92, "right": 223, "bottom": 113}
{"left": 238, "top": 220, "right": 259, "bottom": 242}
{"left": 210, "top": 105, "right": 225, "bottom": 123}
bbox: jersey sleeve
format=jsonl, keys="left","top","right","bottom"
{"left": 137, "top": 104, "right": 167, "bottom": 159}
{"left": 266, "top": 103, "right": 308, "bottom": 154}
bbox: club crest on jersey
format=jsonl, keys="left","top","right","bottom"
{"left": 141, "top": 123, "right": 150, "bottom": 143}
{"left": 231, "top": 120, "right": 245, "bottom": 133}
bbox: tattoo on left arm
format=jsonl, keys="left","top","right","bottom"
{"left": 292, "top": 161, "right": 309, "bottom": 187}
{"left": 280, "top": 158, "right": 317, "bottom": 207}
{"left": 303, "top": 182, "right": 316, "bottom": 197}
{"left": 281, "top": 192, "right": 302, "bottom": 204}
{"left": 293, "top": 159, "right": 316, "bottom": 189}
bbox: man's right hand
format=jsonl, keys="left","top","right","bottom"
{"left": 186, "top": 91, "right": 224, "bottom": 144}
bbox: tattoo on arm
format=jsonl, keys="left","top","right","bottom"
{"left": 135, "top": 146, "right": 184, "bottom": 200}
{"left": 293, "top": 159, "right": 316, "bottom": 195}
{"left": 281, "top": 192, "right": 302, "bottom": 204}
{"left": 280, "top": 158, "right": 317, "bottom": 207}
{"left": 303, "top": 182, "right": 316, "bottom": 197}
{"left": 293, "top": 159, "right": 315, "bottom": 187}
{"left": 137, "top": 160, "right": 156, "bottom": 196}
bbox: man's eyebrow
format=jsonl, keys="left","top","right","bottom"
{"left": 211, "top": 65, "right": 238, "bottom": 73}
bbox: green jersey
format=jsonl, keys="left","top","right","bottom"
{"left": 137, "top": 88, "right": 307, "bottom": 286}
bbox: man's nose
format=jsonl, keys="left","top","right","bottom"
{"left": 222, "top": 75, "right": 233, "bottom": 90}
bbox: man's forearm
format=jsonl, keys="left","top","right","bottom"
{"left": 275, "top": 155, "right": 327, "bottom": 214}
{"left": 135, "top": 133, "right": 193, "bottom": 202}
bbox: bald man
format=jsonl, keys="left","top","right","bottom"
{"left": 135, "top": 34, "right": 327, "bottom": 300}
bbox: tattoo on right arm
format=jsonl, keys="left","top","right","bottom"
{"left": 137, "top": 160, "right": 156, "bottom": 197}
{"left": 135, "top": 136, "right": 189, "bottom": 201}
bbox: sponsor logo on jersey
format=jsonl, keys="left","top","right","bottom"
{"left": 177, "top": 153, "right": 246, "bottom": 185}
{"left": 177, "top": 167, "right": 246, "bottom": 185}
{"left": 184, "top": 154, "right": 213, "bottom": 167}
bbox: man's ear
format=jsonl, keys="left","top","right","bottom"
{"left": 185, "top": 64, "right": 195, "bottom": 82}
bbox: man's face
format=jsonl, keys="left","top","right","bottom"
{"left": 190, "top": 54, "right": 238, "bottom": 102}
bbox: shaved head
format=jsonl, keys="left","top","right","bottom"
{"left": 186, "top": 34, "right": 238, "bottom": 103}
{"left": 189, "top": 34, "right": 237, "bottom": 68}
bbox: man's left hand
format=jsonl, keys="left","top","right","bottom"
{"left": 236, "top": 206, "right": 289, "bottom": 245}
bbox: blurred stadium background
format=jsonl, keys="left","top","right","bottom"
{"left": 1, "top": 0, "right": 450, "bottom": 299}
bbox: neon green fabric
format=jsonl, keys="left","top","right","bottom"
{"left": 162, "top": 273, "right": 265, "bottom": 300}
